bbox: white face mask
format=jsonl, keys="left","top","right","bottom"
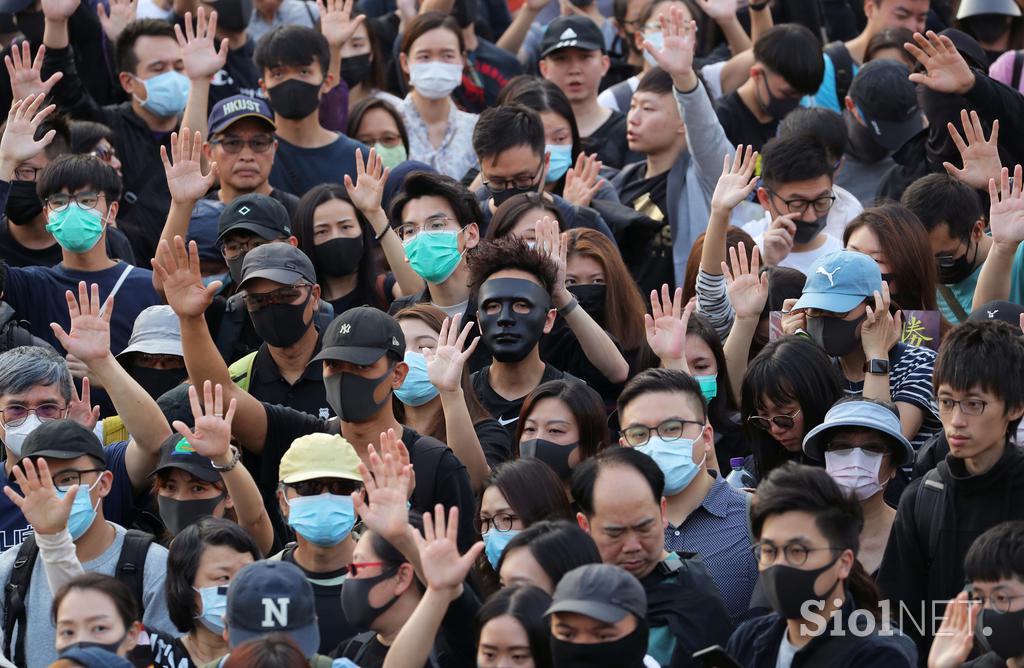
{"left": 3, "top": 413, "right": 42, "bottom": 457}
{"left": 825, "top": 447, "right": 886, "bottom": 501}
{"left": 409, "top": 61, "right": 464, "bottom": 100}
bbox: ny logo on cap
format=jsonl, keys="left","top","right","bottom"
{"left": 816, "top": 265, "right": 841, "bottom": 287}
{"left": 340, "top": 324, "right": 352, "bottom": 334}
{"left": 261, "top": 597, "right": 290, "bottom": 628}
{"left": 559, "top": 28, "right": 577, "bottom": 40}
{"left": 392, "top": 336, "right": 400, "bottom": 346}
{"left": 238, "top": 206, "right": 251, "bottom": 216}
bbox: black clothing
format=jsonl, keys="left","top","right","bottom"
{"left": 471, "top": 363, "right": 574, "bottom": 438}
{"left": 0, "top": 218, "right": 135, "bottom": 268}
{"left": 453, "top": 38, "right": 522, "bottom": 113}
{"left": 714, "top": 91, "right": 777, "bottom": 151}
{"left": 281, "top": 546, "right": 356, "bottom": 655}
{"left": 612, "top": 161, "right": 675, "bottom": 295}
{"left": 583, "top": 110, "right": 640, "bottom": 170}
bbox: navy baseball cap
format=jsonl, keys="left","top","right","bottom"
{"left": 969, "top": 300, "right": 1024, "bottom": 327}
{"left": 217, "top": 193, "right": 291, "bottom": 244}
{"left": 207, "top": 95, "right": 275, "bottom": 135}
{"left": 793, "top": 250, "right": 882, "bottom": 314}
{"left": 849, "top": 60, "right": 925, "bottom": 152}
{"left": 803, "top": 399, "right": 915, "bottom": 466}
{"left": 226, "top": 561, "right": 319, "bottom": 658}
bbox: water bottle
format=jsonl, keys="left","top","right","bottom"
{"left": 726, "top": 457, "right": 754, "bottom": 489}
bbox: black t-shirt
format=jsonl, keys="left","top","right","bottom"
{"left": 0, "top": 219, "right": 136, "bottom": 268}
{"left": 475, "top": 418, "right": 513, "bottom": 468}
{"left": 209, "top": 38, "right": 263, "bottom": 107}
{"left": 614, "top": 162, "right": 674, "bottom": 296}
{"left": 582, "top": 110, "right": 639, "bottom": 170}
{"left": 471, "top": 363, "right": 573, "bottom": 437}
{"left": 714, "top": 91, "right": 778, "bottom": 151}
{"left": 130, "top": 628, "right": 196, "bottom": 668}
{"left": 281, "top": 546, "right": 356, "bottom": 656}
{"left": 539, "top": 318, "right": 625, "bottom": 407}
{"left": 269, "top": 134, "right": 369, "bottom": 197}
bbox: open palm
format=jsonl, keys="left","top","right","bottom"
{"left": 711, "top": 146, "right": 758, "bottom": 213}
{"left": 943, "top": 109, "right": 1001, "bottom": 190}
{"left": 723, "top": 242, "right": 768, "bottom": 319}
{"left": 905, "top": 31, "right": 975, "bottom": 95}
{"left": 40, "top": 0, "right": 79, "bottom": 21}
{"left": 989, "top": 164, "right": 1024, "bottom": 246}
{"left": 152, "top": 236, "right": 220, "bottom": 318}
{"left": 353, "top": 432, "right": 414, "bottom": 542}
{"left": 6, "top": 43, "right": 63, "bottom": 102}
{"left": 424, "top": 314, "right": 478, "bottom": 394}
{"left": 646, "top": 8, "right": 696, "bottom": 78}
{"left": 645, "top": 284, "right": 693, "bottom": 364}
{"left": 172, "top": 381, "right": 235, "bottom": 461}
{"left": 344, "top": 148, "right": 388, "bottom": 213}
{"left": 4, "top": 458, "right": 77, "bottom": 535}
{"left": 0, "top": 94, "right": 57, "bottom": 169}
{"left": 176, "top": 7, "right": 229, "bottom": 80}
{"left": 927, "top": 591, "right": 976, "bottom": 668}
{"left": 162, "top": 127, "right": 218, "bottom": 203}
{"left": 318, "top": 0, "right": 365, "bottom": 48}
{"left": 51, "top": 282, "right": 112, "bottom": 364}
{"left": 415, "top": 505, "right": 483, "bottom": 595}
{"left": 97, "top": 0, "right": 137, "bottom": 41}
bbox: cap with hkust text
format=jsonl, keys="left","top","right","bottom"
{"left": 311, "top": 306, "right": 406, "bottom": 366}
{"left": 226, "top": 560, "right": 320, "bottom": 658}
{"left": 793, "top": 250, "right": 882, "bottom": 315}
{"left": 540, "top": 16, "right": 606, "bottom": 58}
{"left": 207, "top": 94, "right": 276, "bottom": 136}
{"left": 217, "top": 193, "right": 291, "bottom": 244}
{"left": 545, "top": 563, "right": 647, "bottom": 624}
{"left": 849, "top": 60, "right": 925, "bottom": 152}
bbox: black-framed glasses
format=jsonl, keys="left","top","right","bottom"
{"left": 483, "top": 164, "right": 543, "bottom": 193}
{"left": 747, "top": 409, "right": 802, "bottom": 431}
{"left": 937, "top": 397, "right": 987, "bottom": 417}
{"left": 14, "top": 166, "right": 41, "bottom": 182}
{"left": 51, "top": 468, "right": 104, "bottom": 493}
{"left": 935, "top": 239, "right": 971, "bottom": 269}
{"left": 766, "top": 190, "right": 836, "bottom": 215}
{"left": 209, "top": 135, "right": 275, "bottom": 154}
{"left": 751, "top": 542, "right": 841, "bottom": 567}
{"left": 396, "top": 215, "right": 459, "bottom": 241}
{"left": 0, "top": 403, "right": 67, "bottom": 427}
{"left": 44, "top": 192, "right": 106, "bottom": 211}
{"left": 242, "top": 284, "right": 313, "bottom": 311}
{"left": 967, "top": 586, "right": 1024, "bottom": 613}
{"left": 621, "top": 418, "right": 705, "bottom": 446}
{"left": 285, "top": 479, "right": 362, "bottom": 497}
{"left": 480, "top": 512, "right": 519, "bottom": 534}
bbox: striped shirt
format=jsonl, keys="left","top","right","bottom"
{"left": 695, "top": 268, "right": 734, "bottom": 342}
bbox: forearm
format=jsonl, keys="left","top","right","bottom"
{"left": 182, "top": 80, "right": 210, "bottom": 144}
{"left": 419, "top": 0, "right": 454, "bottom": 12}
{"left": 382, "top": 587, "right": 455, "bottom": 668}
{"left": 327, "top": 47, "right": 342, "bottom": 92}
{"left": 43, "top": 17, "right": 70, "bottom": 49}
{"left": 723, "top": 315, "right": 757, "bottom": 404}
{"left": 160, "top": 200, "right": 198, "bottom": 250}
{"left": 861, "top": 369, "right": 892, "bottom": 403}
{"left": 971, "top": 243, "right": 1018, "bottom": 310}
{"left": 562, "top": 308, "right": 630, "bottom": 383}
{"left": 896, "top": 402, "right": 924, "bottom": 444}
{"left": 218, "top": 459, "right": 274, "bottom": 555}
{"left": 440, "top": 389, "right": 490, "bottom": 491}
{"left": 696, "top": 269, "right": 735, "bottom": 341}
{"left": 366, "top": 209, "right": 424, "bottom": 295}
{"left": 718, "top": 50, "right": 754, "bottom": 96}
{"left": 496, "top": 7, "right": 539, "bottom": 55}
{"left": 717, "top": 16, "right": 751, "bottom": 54}
{"left": 700, "top": 208, "right": 731, "bottom": 276}
{"left": 749, "top": 4, "right": 774, "bottom": 42}
{"left": 35, "top": 529, "right": 85, "bottom": 593}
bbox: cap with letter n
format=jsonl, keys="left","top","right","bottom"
{"left": 311, "top": 306, "right": 405, "bottom": 366}
{"left": 226, "top": 560, "right": 319, "bottom": 657}
{"left": 540, "top": 15, "right": 606, "bottom": 58}
{"left": 545, "top": 563, "right": 647, "bottom": 623}
{"left": 793, "top": 250, "right": 882, "bottom": 314}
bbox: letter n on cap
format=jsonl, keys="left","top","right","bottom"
{"left": 262, "top": 598, "right": 289, "bottom": 628}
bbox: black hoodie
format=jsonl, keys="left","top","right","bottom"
{"left": 877, "top": 444, "right": 1024, "bottom": 656}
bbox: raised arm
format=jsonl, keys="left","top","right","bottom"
{"left": 50, "top": 282, "right": 173, "bottom": 494}
{"left": 972, "top": 165, "right": 1024, "bottom": 309}
{"left": 859, "top": 282, "right": 900, "bottom": 405}
{"left": 318, "top": 0, "right": 365, "bottom": 91}
{"left": 497, "top": 0, "right": 546, "bottom": 58}
{"left": 178, "top": 7, "right": 228, "bottom": 144}
{"left": 5, "top": 42, "right": 63, "bottom": 105}
{"left": 697, "top": 0, "right": 750, "bottom": 54}
{"left": 645, "top": 284, "right": 695, "bottom": 373}
{"left": 97, "top": 0, "right": 137, "bottom": 43}
{"left": 157, "top": 128, "right": 219, "bottom": 251}
{"left": 152, "top": 236, "right": 270, "bottom": 453}
{"left": 0, "top": 94, "right": 57, "bottom": 183}
{"left": 942, "top": 110, "right": 1002, "bottom": 191}
{"left": 722, "top": 243, "right": 768, "bottom": 404}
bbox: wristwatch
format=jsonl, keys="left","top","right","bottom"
{"left": 749, "top": 1, "right": 770, "bottom": 10}
{"left": 212, "top": 445, "right": 241, "bottom": 472}
{"left": 864, "top": 358, "right": 890, "bottom": 375}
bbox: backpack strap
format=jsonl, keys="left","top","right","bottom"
{"left": 825, "top": 41, "right": 855, "bottom": 104}
{"left": 937, "top": 284, "right": 969, "bottom": 323}
{"left": 115, "top": 530, "right": 153, "bottom": 617}
{"left": 349, "top": 631, "right": 377, "bottom": 662}
{"left": 408, "top": 436, "right": 448, "bottom": 514}
{"left": 1013, "top": 49, "right": 1024, "bottom": 90}
{"left": 215, "top": 294, "right": 247, "bottom": 362}
{"left": 228, "top": 351, "right": 259, "bottom": 393}
{"left": 3, "top": 535, "right": 39, "bottom": 668}
{"left": 914, "top": 469, "right": 947, "bottom": 566}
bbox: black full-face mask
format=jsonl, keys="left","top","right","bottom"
{"left": 962, "top": 14, "right": 1012, "bottom": 46}
{"left": 477, "top": 277, "right": 552, "bottom": 363}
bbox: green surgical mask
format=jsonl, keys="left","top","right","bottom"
{"left": 695, "top": 374, "right": 718, "bottom": 402}
{"left": 374, "top": 142, "right": 407, "bottom": 170}
{"left": 404, "top": 229, "right": 462, "bottom": 284}
{"left": 46, "top": 204, "right": 105, "bottom": 253}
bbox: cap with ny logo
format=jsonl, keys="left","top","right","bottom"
{"left": 311, "top": 306, "right": 406, "bottom": 366}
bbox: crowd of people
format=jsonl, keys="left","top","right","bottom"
{"left": 0, "top": 0, "right": 1022, "bottom": 665}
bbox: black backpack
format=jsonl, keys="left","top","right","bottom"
{"left": 1012, "top": 50, "right": 1024, "bottom": 90}
{"left": 2, "top": 530, "right": 153, "bottom": 668}
{"left": 825, "top": 41, "right": 856, "bottom": 104}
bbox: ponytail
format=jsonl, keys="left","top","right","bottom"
{"left": 845, "top": 559, "right": 882, "bottom": 618}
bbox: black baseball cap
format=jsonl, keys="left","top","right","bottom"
{"left": 239, "top": 243, "right": 317, "bottom": 288}
{"left": 540, "top": 16, "right": 605, "bottom": 58}
{"left": 968, "top": 300, "right": 1024, "bottom": 327}
{"left": 311, "top": 307, "right": 405, "bottom": 366}
{"left": 849, "top": 60, "right": 925, "bottom": 152}
{"left": 216, "top": 193, "right": 291, "bottom": 244}
{"left": 149, "top": 433, "right": 221, "bottom": 483}
{"left": 19, "top": 420, "right": 105, "bottom": 465}
{"left": 226, "top": 561, "right": 320, "bottom": 657}
{"left": 207, "top": 94, "right": 275, "bottom": 135}
{"left": 545, "top": 563, "right": 647, "bottom": 623}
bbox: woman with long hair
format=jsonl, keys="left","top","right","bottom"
{"left": 347, "top": 97, "right": 411, "bottom": 172}
{"left": 52, "top": 574, "right": 141, "bottom": 659}
{"left": 485, "top": 192, "right": 566, "bottom": 243}
{"left": 497, "top": 520, "right": 603, "bottom": 594}
{"left": 338, "top": 16, "right": 404, "bottom": 112}
{"left": 686, "top": 313, "right": 745, "bottom": 474}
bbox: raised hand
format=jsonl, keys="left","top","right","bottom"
{"left": 318, "top": 0, "right": 365, "bottom": 49}
{"left": 988, "top": 164, "right": 1024, "bottom": 248}
{"left": 172, "top": 381, "right": 236, "bottom": 464}
{"left": 152, "top": 236, "right": 221, "bottom": 318}
{"left": 414, "top": 504, "right": 484, "bottom": 599}
{"left": 424, "top": 314, "right": 479, "bottom": 394}
{"left": 942, "top": 110, "right": 1001, "bottom": 190}
{"left": 344, "top": 147, "right": 389, "bottom": 214}
{"left": 723, "top": 242, "right": 768, "bottom": 320}
{"left": 644, "top": 7, "right": 698, "bottom": 89}
{"left": 5, "top": 43, "right": 63, "bottom": 102}
{"left": 780, "top": 298, "right": 807, "bottom": 336}
{"left": 535, "top": 215, "right": 571, "bottom": 308}
{"left": 161, "top": 127, "right": 218, "bottom": 204}
{"left": 97, "top": 0, "right": 137, "bottom": 42}
{"left": 0, "top": 94, "right": 57, "bottom": 179}
{"left": 711, "top": 146, "right": 758, "bottom": 214}
{"left": 40, "top": 0, "right": 80, "bottom": 22}
{"left": 905, "top": 31, "right": 975, "bottom": 95}
{"left": 176, "top": 7, "right": 229, "bottom": 81}
{"left": 66, "top": 376, "right": 100, "bottom": 431}
{"left": 927, "top": 591, "right": 978, "bottom": 668}
{"left": 696, "top": 0, "right": 738, "bottom": 22}
{"left": 562, "top": 153, "right": 604, "bottom": 208}
{"left": 3, "top": 458, "right": 77, "bottom": 535}
{"left": 645, "top": 284, "right": 694, "bottom": 369}
{"left": 762, "top": 214, "right": 798, "bottom": 267}
{"left": 50, "top": 282, "right": 112, "bottom": 365}
{"left": 861, "top": 281, "right": 902, "bottom": 359}
{"left": 353, "top": 430, "right": 415, "bottom": 542}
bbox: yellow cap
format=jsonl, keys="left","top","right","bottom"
{"left": 279, "top": 433, "right": 363, "bottom": 484}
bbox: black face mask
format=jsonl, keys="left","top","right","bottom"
{"left": 477, "top": 278, "right": 551, "bottom": 363}
{"left": 964, "top": 14, "right": 1011, "bottom": 45}
{"left": 761, "top": 555, "right": 841, "bottom": 619}
{"left": 806, "top": 312, "right": 866, "bottom": 358}
{"left": 214, "top": 0, "right": 252, "bottom": 32}
{"left": 315, "top": 237, "right": 364, "bottom": 278}
{"left": 340, "top": 54, "right": 372, "bottom": 89}
{"left": 59, "top": 637, "right": 126, "bottom": 657}
{"left": 226, "top": 253, "right": 247, "bottom": 285}
{"left": 758, "top": 73, "right": 801, "bottom": 120}
{"left": 976, "top": 606, "right": 1024, "bottom": 659}
{"left": 567, "top": 284, "right": 606, "bottom": 324}
{"left": 937, "top": 239, "right": 979, "bottom": 285}
{"left": 131, "top": 365, "right": 187, "bottom": 400}
{"left": 5, "top": 180, "right": 43, "bottom": 225}
{"left": 324, "top": 366, "right": 393, "bottom": 423}
{"left": 792, "top": 215, "right": 828, "bottom": 245}
{"left": 267, "top": 79, "right": 322, "bottom": 120}
{"left": 520, "top": 438, "right": 578, "bottom": 480}
{"left": 845, "top": 110, "right": 890, "bottom": 164}
{"left": 249, "top": 298, "right": 313, "bottom": 348}
{"left": 340, "top": 565, "right": 401, "bottom": 631}
{"left": 550, "top": 625, "right": 648, "bottom": 668}
{"left": 14, "top": 11, "right": 44, "bottom": 44}
{"left": 158, "top": 492, "right": 226, "bottom": 535}
{"left": 492, "top": 184, "right": 538, "bottom": 209}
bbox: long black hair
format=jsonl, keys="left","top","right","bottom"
{"left": 475, "top": 586, "right": 554, "bottom": 668}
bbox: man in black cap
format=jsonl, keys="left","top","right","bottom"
{"left": 955, "top": 0, "right": 1021, "bottom": 62}
{"left": 0, "top": 420, "right": 176, "bottom": 667}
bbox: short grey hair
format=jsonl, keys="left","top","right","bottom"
{"left": 0, "top": 346, "right": 72, "bottom": 403}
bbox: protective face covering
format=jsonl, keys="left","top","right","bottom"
{"left": 482, "top": 529, "right": 520, "bottom": 569}
{"left": 226, "top": 253, "right": 247, "bottom": 285}
{"left": 937, "top": 240, "right": 978, "bottom": 285}
{"left": 845, "top": 109, "right": 891, "bottom": 164}
{"left": 550, "top": 624, "right": 649, "bottom": 668}
{"left": 131, "top": 364, "right": 187, "bottom": 401}
{"left": 135, "top": 70, "right": 190, "bottom": 118}
{"left": 519, "top": 439, "right": 577, "bottom": 480}
{"left": 806, "top": 312, "right": 866, "bottom": 357}
{"left": 567, "top": 283, "right": 606, "bottom": 324}
{"left": 57, "top": 479, "right": 102, "bottom": 540}
{"left": 248, "top": 297, "right": 313, "bottom": 348}
{"left": 409, "top": 61, "right": 464, "bottom": 100}
{"left": 395, "top": 351, "right": 439, "bottom": 407}
{"left": 286, "top": 493, "right": 356, "bottom": 546}
{"left": 757, "top": 72, "right": 801, "bottom": 119}
{"left": 325, "top": 367, "right": 394, "bottom": 423}
{"left": 963, "top": 14, "right": 1012, "bottom": 45}
{"left": 46, "top": 204, "right": 106, "bottom": 253}
{"left": 374, "top": 143, "right": 407, "bottom": 170}
{"left": 341, "top": 565, "right": 402, "bottom": 631}
{"left": 315, "top": 237, "right": 363, "bottom": 278}
{"left": 59, "top": 636, "right": 126, "bottom": 657}
{"left": 825, "top": 447, "right": 885, "bottom": 501}
{"left": 267, "top": 79, "right": 322, "bottom": 120}
{"left": 158, "top": 492, "right": 227, "bottom": 535}
{"left": 194, "top": 584, "right": 228, "bottom": 634}
{"left": 545, "top": 144, "right": 573, "bottom": 183}
{"left": 3, "top": 413, "right": 42, "bottom": 456}
{"left": 5, "top": 181, "right": 43, "bottom": 224}
{"left": 976, "top": 606, "right": 1024, "bottom": 659}
{"left": 340, "top": 53, "right": 372, "bottom": 88}
{"left": 642, "top": 31, "right": 664, "bottom": 67}
{"left": 694, "top": 374, "right": 718, "bottom": 402}
{"left": 477, "top": 278, "right": 551, "bottom": 363}
{"left": 491, "top": 183, "right": 537, "bottom": 209}
{"left": 792, "top": 215, "right": 828, "bottom": 245}
{"left": 636, "top": 435, "right": 705, "bottom": 495}
{"left": 213, "top": 0, "right": 251, "bottom": 31}
{"left": 404, "top": 229, "right": 463, "bottom": 283}
{"left": 761, "top": 554, "right": 841, "bottom": 619}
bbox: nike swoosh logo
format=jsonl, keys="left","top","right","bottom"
{"left": 497, "top": 415, "right": 518, "bottom": 426}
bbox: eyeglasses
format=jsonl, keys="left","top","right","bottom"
{"left": 621, "top": 418, "right": 705, "bottom": 447}
{"left": 14, "top": 166, "right": 41, "bottom": 182}
{"left": 396, "top": 215, "right": 458, "bottom": 241}
{"left": 357, "top": 133, "right": 403, "bottom": 148}
{"left": 483, "top": 165, "right": 543, "bottom": 193}
{"left": 480, "top": 512, "right": 519, "bottom": 534}
{"left": 220, "top": 237, "right": 276, "bottom": 259}
{"left": 285, "top": 479, "right": 362, "bottom": 497}
{"left": 44, "top": 192, "right": 106, "bottom": 211}
{"left": 91, "top": 145, "right": 118, "bottom": 164}
{"left": 766, "top": 190, "right": 836, "bottom": 215}
{"left": 209, "top": 135, "right": 275, "bottom": 154}
{"left": 242, "top": 284, "right": 313, "bottom": 311}
{"left": 747, "top": 409, "right": 802, "bottom": 431}
{"left": 0, "top": 403, "right": 67, "bottom": 427}
{"left": 937, "top": 397, "right": 987, "bottom": 417}
{"left": 968, "top": 587, "right": 1024, "bottom": 613}
{"left": 50, "top": 468, "right": 104, "bottom": 493}
{"left": 935, "top": 241, "right": 970, "bottom": 269}
{"left": 751, "top": 542, "right": 841, "bottom": 567}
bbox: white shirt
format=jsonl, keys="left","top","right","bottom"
{"left": 743, "top": 212, "right": 844, "bottom": 275}
{"left": 775, "top": 630, "right": 799, "bottom": 668}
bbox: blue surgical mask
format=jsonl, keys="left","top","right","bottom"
{"left": 395, "top": 351, "right": 439, "bottom": 407}
{"left": 483, "top": 529, "right": 520, "bottom": 570}
{"left": 643, "top": 31, "right": 664, "bottom": 67}
{"left": 404, "top": 230, "right": 463, "bottom": 284}
{"left": 56, "top": 479, "right": 101, "bottom": 540}
{"left": 134, "top": 70, "right": 190, "bottom": 118}
{"left": 46, "top": 204, "right": 105, "bottom": 253}
{"left": 694, "top": 374, "right": 718, "bottom": 402}
{"left": 194, "top": 584, "right": 228, "bottom": 634}
{"left": 636, "top": 435, "right": 706, "bottom": 496}
{"left": 286, "top": 493, "right": 356, "bottom": 546}
{"left": 546, "top": 144, "right": 573, "bottom": 183}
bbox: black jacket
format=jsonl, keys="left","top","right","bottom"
{"left": 963, "top": 68, "right": 1024, "bottom": 167}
